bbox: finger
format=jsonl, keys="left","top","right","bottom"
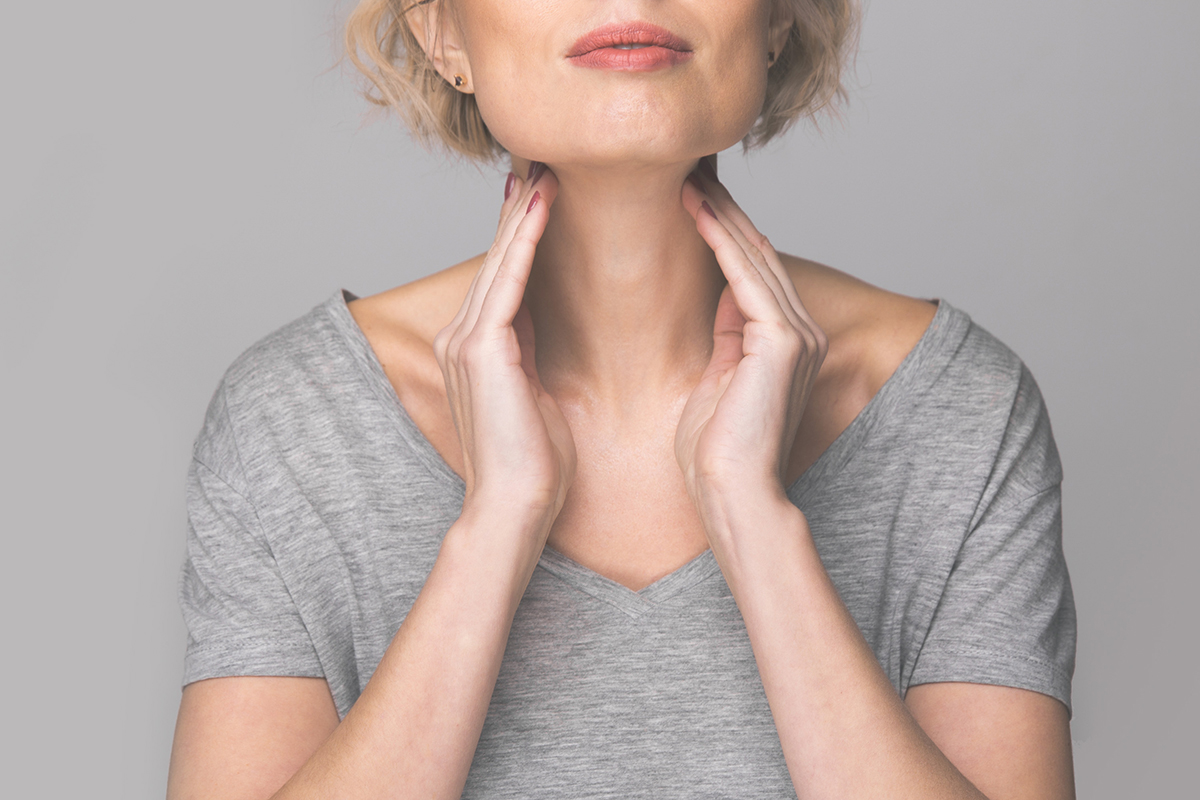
{"left": 461, "top": 165, "right": 557, "bottom": 333}
{"left": 683, "top": 178, "right": 800, "bottom": 329}
{"left": 707, "top": 284, "right": 746, "bottom": 375}
{"left": 698, "top": 187, "right": 825, "bottom": 362}
{"left": 496, "top": 171, "right": 525, "bottom": 238}
{"left": 474, "top": 185, "right": 554, "bottom": 331}
{"left": 513, "top": 301, "right": 542, "bottom": 388}
{"left": 442, "top": 172, "right": 531, "bottom": 343}
{"left": 690, "top": 171, "right": 809, "bottom": 323}
{"left": 681, "top": 173, "right": 801, "bottom": 328}
{"left": 687, "top": 188, "right": 793, "bottom": 326}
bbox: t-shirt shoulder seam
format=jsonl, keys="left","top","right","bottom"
{"left": 191, "top": 454, "right": 255, "bottom": 505}
{"left": 974, "top": 481, "right": 1061, "bottom": 525}
{"left": 192, "top": 388, "right": 269, "bottom": 539}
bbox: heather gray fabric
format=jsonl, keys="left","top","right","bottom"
{"left": 179, "top": 290, "right": 1075, "bottom": 798}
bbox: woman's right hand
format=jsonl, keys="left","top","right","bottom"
{"left": 433, "top": 164, "right": 576, "bottom": 531}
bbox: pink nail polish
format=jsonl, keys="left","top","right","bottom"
{"left": 685, "top": 172, "right": 706, "bottom": 193}
{"left": 698, "top": 156, "right": 718, "bottom": 182}
{"left": 700, "top": 200, "right": 717, "bottom": 219}
{"left": 527, "top": 161, "right": 541, "bottom": 180}
{"left": 504, "top": 172, "right": 516, "bottom": 200}
{"left": 528, "top": 162, "right": 546, "bottom": 184}
{"left": 527, "top": 191, "right": 541, "bottom": 213}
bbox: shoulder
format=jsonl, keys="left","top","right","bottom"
{"left": 781, "top": 254, "right": 1055, "bottom": 477}
{"left": 348, "top": 256, "right": 480, "bottom": 347}
{"left": 192, "top": 295, "right": 356, "bottom": 475}
{"left": 781, "top": 253, "right": 1032, "bottom": 399}
{"left": 342, "top": 257, "right": 481, "bottom": 448}
{"left": 345, "top": 257, "right": 480, "bottom": 390}
{"left": 215, "top": 294, "right": 354, "bottom": 409}
{"left": 781, "top": 254, "right": 939, "bottom": 417}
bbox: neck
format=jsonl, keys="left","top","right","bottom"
{"left": 518, "top": 157, "right": 725, "bottom": 410}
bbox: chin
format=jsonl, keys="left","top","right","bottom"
{"left": 482, "top": 92, "right": 761, "bottom": 168}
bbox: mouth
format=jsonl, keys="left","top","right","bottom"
{"left": 567, "top": 22, "right": 693, "bottom": 71}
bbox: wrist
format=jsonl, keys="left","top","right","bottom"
{"left": 461, "top": 486, "right": 561, "bottom": 536}
{"left": 692, "top": 475, "right": 795, "bottom": 538}
{"left": 695, "top": 484, "right": 813, "bottom": 584}
{"left": 442, "top": 502, "right": 555, "bottom": 607}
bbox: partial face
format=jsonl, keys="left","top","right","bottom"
{"left": 441, "top": 0, "right": 791, "bottom": 167}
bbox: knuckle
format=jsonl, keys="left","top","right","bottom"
{"left": 433, "top": 329, "right": 451, "bottom": 363}
{"left": 449, "top": 328, "right": 474, "bottom": 363}
{"left": 511, "top": 228, "right": 539, "bottom": 249}
{"left": 494, "top": 264, "right": 528, "bottom": 291}
{"left": 456, "top": 338, "right": 481, "bottom": 369}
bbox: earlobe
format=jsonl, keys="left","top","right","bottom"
{"left": 404, "top": 0, "right": 474, "bottom": 92}
{"left": 767, "top": 2, "right": 796, "bottom": 65}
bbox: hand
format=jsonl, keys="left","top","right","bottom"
{"left": 434, "top": 164, "right": 576, "bottom": 527}
{"left": 675, "top": 160, "right": 827, "bottom": 524}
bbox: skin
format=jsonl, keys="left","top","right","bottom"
{"left": 167, "top": 1, "right": 1076, "bottom": 798}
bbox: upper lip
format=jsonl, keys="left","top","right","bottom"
{"left": 567, "top": 22, "right": 692, "bottom": 57}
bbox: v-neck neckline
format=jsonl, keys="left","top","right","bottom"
{"left": 324, "top": 289, "right": 965, "bottom": 609}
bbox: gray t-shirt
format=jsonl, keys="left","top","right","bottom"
{"left": 180, "top": 291, "right": 1075, "bottom": 798}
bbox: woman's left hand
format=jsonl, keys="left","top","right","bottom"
{"left": 676, "top": 160, "right": 827, "bottom": 533}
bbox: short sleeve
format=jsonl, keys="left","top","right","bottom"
{"left": 908, "top": 366, "right": 1076, "bottom": 713}
{"left": 178, "top": 384, "right": 324, "bottom": 686}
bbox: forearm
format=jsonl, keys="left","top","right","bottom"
{"left": 710, "top": 493, "right": 987, "bottom": 800}
{"left": 272, "top": 502, "right": 550, "bottom": 800}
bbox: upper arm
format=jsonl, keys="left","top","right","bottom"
{"left": 173, "top": 358, "right": 347, "bottom": 799}
{"left": 167, "top": 676, "right": 340, "bottom": 800}
{"left": 906, "top": 682, "right": 1075, "bottom": 800}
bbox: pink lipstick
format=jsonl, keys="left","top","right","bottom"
{"left": 567, "top": 22, "right": 693, "bottom": 71}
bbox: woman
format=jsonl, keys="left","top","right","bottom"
{"left": 167, "top": 0, "right": 1076, "bottom": 798}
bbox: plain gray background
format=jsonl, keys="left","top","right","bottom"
{"left": 1, "top": 0, "right": 1196, "bottom": 797}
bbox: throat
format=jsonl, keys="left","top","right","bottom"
{"left": 524, "top": 163, "right": 725, "bottom": 394}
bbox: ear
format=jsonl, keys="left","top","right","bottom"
{"left": 405, "top": 0, "right": 474, "bottom": 93}
{"left": 766, "top": 0, "right": 796, "bottom": 64}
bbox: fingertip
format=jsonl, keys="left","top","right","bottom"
{"left": 527, "top": 191, "right": 541, "bottom": 214}
{"left": 700, "top": 201, "right": 718, "bottom": 220}
{"left": 504, "top": 171, "right": 516, "bottom": 200}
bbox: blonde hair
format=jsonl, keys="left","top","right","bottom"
{"left": 345, "top": 0, "right": 860, "bottom": 161}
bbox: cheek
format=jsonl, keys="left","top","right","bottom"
{"left": 469, "top": 59, "right": 554, "bottom": 156}
{"left": 458, "top": 6, "right": 562, "bottom": 156}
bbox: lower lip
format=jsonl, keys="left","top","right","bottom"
{"left": 569, "top": 46, "right": 693, "bottom": 71}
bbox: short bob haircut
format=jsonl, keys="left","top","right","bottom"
{"left": 345, "top": 0, "right": 859, "bottom": 161}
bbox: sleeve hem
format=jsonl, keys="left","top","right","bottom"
{"left": 907, "top": 648, "right": 1072, "bottom": 717}
{"left": 183, "top": 643, "right": 325, "bottom": 688}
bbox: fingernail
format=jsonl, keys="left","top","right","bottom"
{"left": 527, "top": 191, "right": 541, "bottom": 213}
{"left": 700, "top": 200, "right": 717, "bottom": 219}
{"left": 528, "top": 162, "right": 547, "bottom": 184}
{"left": 698, "top": 156, "right": 718, "bottom": 182}
{"left": 504, "top": 171, "right": 516, "bottom": 200}
{"left": 685, "top": 172, "right": 706, "bottom": 193}
{"left": 526, "top": 161, "right": 542, "bottom": 180}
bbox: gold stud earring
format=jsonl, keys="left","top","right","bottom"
{"left": 453, "top": 74, "right": 466, "bottom": 88}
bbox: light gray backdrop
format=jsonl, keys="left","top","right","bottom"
{"left": 2, "top": 0, "right": 1196, "bottom": 797}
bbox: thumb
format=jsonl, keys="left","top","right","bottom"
{"left": 707, "top": 285, "right": 746, "bottom": 375}
{"left": 513, "top": 302, "right": 542, "bottom": 387}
